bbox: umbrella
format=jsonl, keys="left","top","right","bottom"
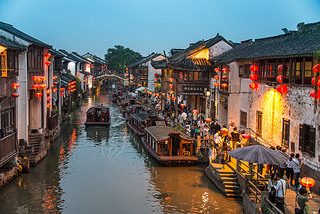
{"left": 229, "top": 145, "right": 287, "bottom": 165}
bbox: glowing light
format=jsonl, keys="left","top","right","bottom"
{"left": 45, "top": 53, "right": 51, "bottom": 58}
{"left": 169, "top": 84, "right": 174, "bottom": 88}
{"left": 277, "top": 64, "right": 283, "bottom": 72}
{"left": 205, "top": 118, "right": 212, "bottom": 123}
{"left": 250, "top": 64, "right": 258, "bottom": 72}
{"left": 249, "top": 82, "right": 258, "bottom": 89}
{"left": 214, "top": 75, "right": 219, "bottom": 80}
{"left": 180, "top": 103, "right": 185, "bottom": 108}
{"left": 193, "top": 110, "right": 198, "bottom": 114}
{"left": 241, "top": 134, "right": 251, "bottom": 140}
{"left": 35, "top": 93, "right": 42, "bottom": 98}
{"left": 222, "top": 76, "right": 228, "bottom": 80}
{"left": 276, "top": 75, "right": 283, "bottom": 83}
{"left": 214, "top": 83, "right": 219, "bottom": 87}
{"left": 11, "top": 93, "right": 19, "bottom": 98}
{"left": 168, "top": 90, "right": 174, "bottom": 94}
{"left": 172, "top": 96, "right": 176, "bottom": 101}
{"left": 300, "top": 177, "right": 315, "bottom": 188}
{"left": 11, "top": 83, "right": 20, "bottom": 89}
{"left": 222, "top": 68, "right": 228, "bottom": 73}
{"left": 214, "top": 68, "right": 220, "bottom": 73}
{"left": 45, "top": 61, "right": 51, "bottom": 66}
{"left": 276, "top": 85, "right": 287, "bottom": 94}
{"left": 312, "top": 64, "right": 320, "bottom": 73}
{"left": 221, "top": 83, "right": 228, "bottom": 88}
{"left": 310, "top": 90, "right": 316, "bottom": 98}
{"left": 169, "top": 78, "right": 174, "bottom": 82}
{"left": 250, "top": 73, "right": 258, "bottom": 81}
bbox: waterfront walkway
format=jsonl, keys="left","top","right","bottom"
{"left": 211, "top": 158, "right": 320, "bottom": 213}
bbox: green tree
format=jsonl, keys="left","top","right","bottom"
{"left": 104, "top": 45, "right": 143, "bottom": 73}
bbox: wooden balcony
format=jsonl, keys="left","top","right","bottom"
{"left": 0, "top": 132, "right": 17, "bottom": 167}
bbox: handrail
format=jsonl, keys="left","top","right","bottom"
{"left": 262, "top": 196, "right": 284, "bottom": 214}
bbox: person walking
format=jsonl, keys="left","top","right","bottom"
{"left": 286, "top": 153, "right": 295, "bottom": 185}
{"left": 230, "top": 127, "right": 240, "bottom": 149}
{"left": 293, "top": 153, "right": 302, "bottom": 192}
{"left": 274, "top": 173, "right": 287, "bottom": 213}
{"left": 296, "top": 186, "right": 312, "bottom": 214}
{"left": 267, "top": 173, "right": 277, "bottom": 204}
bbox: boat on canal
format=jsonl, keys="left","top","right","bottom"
{"left": 85, "top": 105, "right": 111, "bottom": 126}
{"left": 125, "top": 104, "right": 148, "bottom": 120}
{"left": 141, "top": 126, "right": 198, "bottom": 166}
{"left": 126, "top": 112, "right": 154, "bottom": 136}
{"left": 119, "top": 98, "right": 141, "bottom": 114}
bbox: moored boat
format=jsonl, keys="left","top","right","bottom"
{"left": 126, "top": 112, "right": 152, "bottom": 136}
{"left": 125, "top": 104, "right": 148, "bottom": 120}
{"left": 141, "top": 126, "right": 197, "bottom": 166}
{"left": 85, "top": 105, "right": 111, "bottom": 126}
{"left": 119, "top": 98, "right": 141, "bottom": 114}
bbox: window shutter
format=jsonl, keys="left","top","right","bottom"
{"left": 299, "top": 124, "right": 304, "bottom": 151}
{"left": 309, "top": 127, "right": 316, "bottom": 157}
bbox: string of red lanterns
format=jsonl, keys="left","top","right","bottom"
{"left": 249, "top": 64, "right": 259, "bottom": 90}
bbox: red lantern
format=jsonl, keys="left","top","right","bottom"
{"left": 53, "top": 75, "right": 57, "bottom": 80}
{"left": 45, "top": 53, "right": 51, "bottom": 58}
{"left": 180, "top": 103, "right": 185, "bottom": 108}
{"left": 41, "top": 84, "right": 47, "bottom": 89}
{"left": 162, "top": 93, "right": 166, "bottom": 96}
{"left": 11, "top": 93, "right": 19, "bottom": 98}
{"left": 221, "top": 83, "right": 228, "bottom": 88}
{"left": 250, "top": 73, "right": 258, "bottom": 81}
{"left": 317, "top": 79, "right": 320, "bottom": 87}
{"left": 169, "top": 78, "right": 174, "bottom": 82}
{"left": 214, "top": 75, "right": 220, "bottom": 80}
{"left": 143, "top": 88, "right": 147, "bottom": 92}
{"left": 167, "top": 95, "right": 171, "bottom": 99}
{"left": 169, "top": 84, "right": 174, "bottom": 88}
{"left": 241, "top": 134, "right": 251, "bottom": 140}
{"left": 250, "top": 64, "right": 258, "bottom": 72}
{"left": 32, "top": 76, "right": 39, "bottom": 81}
{"left": 53, "top": 88, "right": 58, "bottom": 92}
{"left": 32, "top": 84, "right": 39, "bottom": 90}
{"left": 47, "top": 97, "right": 51, "bottom": 101}
{"left": 156, "top": 93, "right": 160, "bottom": 96}
{"left": 47, "top": 104, "right": 51, "bottom": 108}
{"left": 310, "top": 90, "right": 316, "bottom": 98}
{"left": 222, "top": 76, "right": 228, "bottom": 80}
{"left": 168, "top": 90, "right": 174, "bottom": 94}
{"left": 60, "top": 88, "right": 65, "bottom": 91}
{"left": 11, "top": 83, "right": 20, "bottom": 89}
{"left": 172, "top": 96, "right": 176, "bottom": 101}
{"left": 60, "top": 92, "right": 65, "bottom": 96}
{"left": 46, "top": 89, "right": 50, "bottom": 94}
{"left": 214, "top": 68, "right": 220, "bottom": 73}
{"left": 312, "top": 64, "right": 320, "bottom": 73}
{"left": 154, "top": 83, "right": 158, "bottom": 87}
{"left": 249, "top": 82, "right": 258, "bottom": 89}
{"left": 214, "top": 83, "right": 220, "bottom": 87}
{"left": 53, "top": 82, "right": 58, "bottom": 86}
{"left": 205, "top": 118, "right": 212, "bottom": 123}
{"left": 35, "top": 93, "right": 42, "bottom": 98}
{"left": 300, "top": 177, "right": 315, "bottom": 188}
{"left": 154, "top": 78, "right": 158, "bottom": 82}
{"left": 193, "top": 110, "right": 198, "bottom": 114}
{"left": 154, "top": 73, "right": 158, "bottom": 77}
{"left": 311, "top": 77, "right": 317, "bottom": 85}
{"left": 276, "top": 75, "right": 283, "bottom": 83}
{"left": 45, "top": 61, "right": 51, "bottom": 66}
{"left": 221, "top": 128, "right": 228, "bottom": 134}
{"left": 276, "top": 85, "right": 288, "bottom": 94}
{"left": 277, "top": 64, "right": 283, "bottom": 72}
{"left": 222, "top": 68, "right": 228, "bottom": 73}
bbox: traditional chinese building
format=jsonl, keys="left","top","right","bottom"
{"left": 152, "top": 34, "right": 233, "bottom": 117}
{"left": 211, "top": 21, "right": 320, "bottom": 193}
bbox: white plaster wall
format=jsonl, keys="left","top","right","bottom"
{"left": 17, "top": 51, "right": 28, "bottom": 142}
{"left": 68, "top": 62, "right": 76, "bottom": 76}
{"left": 147, "top": 55, "right": 165, "bottom": 91}
{"left": 208, "top": 41, "right": 233, "bottom": 59}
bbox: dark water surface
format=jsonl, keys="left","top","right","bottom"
{"left": 0, "top": 94, "right": 243, "bottom": 214}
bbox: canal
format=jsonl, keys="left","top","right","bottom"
{"left": 0, "top": 93, "right": 243, "bottom": 214}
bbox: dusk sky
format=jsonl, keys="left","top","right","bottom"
{"left": 1, "top": 0, "right": 319, "bottom": 59}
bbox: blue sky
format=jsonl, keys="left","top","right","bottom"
{"left": 0, "top": 0, "right": 319, "bottom": 58}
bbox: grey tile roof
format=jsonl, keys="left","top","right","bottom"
{"left": 0, "top": 21, "right": 51, "bottom": 48}
{"left": 0, "top": 35, "right": 26, "bottom": 50}
{"left": 128, "top": 53, "right": 161, "bottom": 67}
{"left": 211, "top": 21, "right": 320, "bottom": 64}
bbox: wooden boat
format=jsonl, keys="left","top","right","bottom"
{"left": 125, "top": 104, "right": 148, "bottom": 120}
{"left": 119, "top": 98, "right": 141, "bottom": 114}
{"left": 126, "top": 112, "right": 152, "bottom": 136}
{"left": 112, "top": 90, "right": 123, "bottom": 103}
{"left": 85, "top": 105, "right": 111, "bottom": 126}
{"left": 141, "top": 126, "right": 198, "bottom": 166}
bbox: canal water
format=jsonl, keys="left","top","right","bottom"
{"left": 0, "top": 94, "right": 243, "bottom": 214}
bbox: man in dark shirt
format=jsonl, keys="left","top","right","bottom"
{"left": 230, "top": 127, "right": 240, "bottom": 150}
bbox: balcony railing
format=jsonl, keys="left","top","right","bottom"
{"left": 0, "top": 132, "right": 17, "bottom": 167}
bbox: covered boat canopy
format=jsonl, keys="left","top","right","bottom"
{"left": 120, "top": 98, "right": 141, "bottom": 105}
{"left": 86, "top": 106, "right": 110, "bottom": 113}
{"left": 126, "top": 105, "right": 148, "bottom": 112}
{"left": 130, "top": 112, "right": 150, "bottom": 122}
{"left": 145, "top": 126, "right": 193, "bottom": 142}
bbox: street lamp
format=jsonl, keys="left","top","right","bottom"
{"left": 205, "top": 90, "right": 211, "bottom": 97}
